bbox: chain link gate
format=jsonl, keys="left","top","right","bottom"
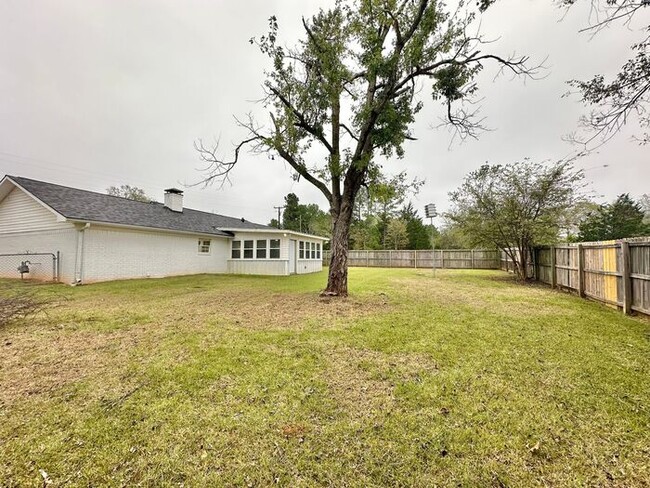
{"left": 0, "top": 252, "right": 60, "bottom": 281}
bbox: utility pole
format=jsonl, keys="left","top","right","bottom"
{"left": 273, "top": 205, "right": 285, "bottom": 229}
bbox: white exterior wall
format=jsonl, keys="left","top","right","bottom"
{"left": 0, "top": 184, "right": 324, "bottom": 282}
{"left": 227, "top": 231, "right": 290, "bottom": 276}
{"left": 228, "top": 259, "right": 288, "bottom": 276}
{"left": 227, "top": 232, "right": 323, "bottom": 275}
{"left": 0, "top": 188, "right": 77, "bottom": 281}
{"left": 80, "top": 226, "right": 230, "bottom": 282}
{"left": 0, "top": 188, "right": 72, "bottom": 233}
{"left": 0, "top": 228, "right": 78, "bottom": 282}
{"left": 296, "top": 260, "right": 322, "bottom": 274}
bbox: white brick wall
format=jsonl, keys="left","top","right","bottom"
{"left": 81, "top": 226, "right": 230, "bottom": 282}
{"left": 0, "top": 228, "right": 78, "bottom": 282}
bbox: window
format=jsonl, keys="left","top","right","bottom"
{"left": 270, "top": 239, "right": 281, "bottom": 259}
{"left": 256, "top": 239, "right": 267, "bottom": 259}
{"left": 231, "top": 240, "right": 241, "bottom": 259}
{"left": 316, "top": 243, "right": 321, "bottom": 259}
{"left": 299, "top": 241, "right": 305, "bottom": 259}
{"left": 311, "top": 242, "right": 316, "bottom": 259}
{"left": 244, "top": 240, "right": 254, "bottom": 259}
{"left": 198, "top": 239, "right": 211, "bottom": 254}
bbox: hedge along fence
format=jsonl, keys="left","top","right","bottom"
{"left": 502, "top": 238, "right": 650, "bottom": 316}
{"left": 322, "top": 249, "right": 500, "bottom": 269}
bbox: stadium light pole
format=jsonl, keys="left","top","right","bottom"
{"left": 425, "top": 204, "right": 438, "bottom": 277}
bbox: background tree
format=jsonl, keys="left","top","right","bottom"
{"left": 370, "top": 173, "right": 422, "bottom": 248}
{"left": 278, "top": 192, "right": 331, "bottom": 234}
{"left": 400, "top": 202, "right": 432, "bottom": 249}
{"left": 434, "top": 223, "right": 470, "bottom": 249}
{"left": 577, "top": 193, "right": 650, "bottom": 241}
{"left": 197, "top": 1, "right": 537, "bottom": 295}
{"left": 447, "top": 159, "right": 585, "bottom": 280}
{"left": 282, "top": 193, "right": 302, "bottom": 230}
{"left": 106, "top": 185, "right": 151, "bottom": 202}
{"left": 385, "top": 218, "right": 410, "bottom": 250}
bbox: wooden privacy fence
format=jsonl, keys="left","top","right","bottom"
{"left": 502, "top": 239, "right": 650, "bottom": 316}
{"left": 322, "top": 249, "right": 500, "bottom": 269}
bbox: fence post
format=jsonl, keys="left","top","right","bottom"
{"left": 414, "top": 250, "right": 417, "bottom": 269}
{"left": 441, "top": 250, "right": 445, "bottom": 269}
{"left": 471, "top": 249, "right": 475, "bottom": 269}
{"left": 389, "top": 250, "right": 392, "bottom": 268}
{"left": 621, "top": 241, "right": 632, "bottom": 315}
{"left": 366, "top": 250, "right": 369, "bottom": 267}
{"left": 550, "top": 246, "right": 557, "bottom": 289}
{"left": 532, "top": 248, "right": 539, "bottom": 281}
{"left": 577, "top": 244, "right": 585, "bottom": 298}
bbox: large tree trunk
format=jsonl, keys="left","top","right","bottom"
{"left": 323, "top": 204, "right": 354, "bottom": 296}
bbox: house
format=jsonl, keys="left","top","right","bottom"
{"left": 0, "top": 175, "right": 328, "bottom": 283}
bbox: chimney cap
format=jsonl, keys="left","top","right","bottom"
{"left": 164, "top": 188, "right": 183, "bottom": 194}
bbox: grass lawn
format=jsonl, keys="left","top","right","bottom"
{"left": 1, "top": 269, "right": 649, "bottom": 487}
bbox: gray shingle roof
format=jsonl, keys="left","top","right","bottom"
{"left": 8, "top": 176, "right": 272, "bottom": 237}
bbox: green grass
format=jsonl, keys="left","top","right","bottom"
{"left": 1, "top": 269, "right": 649, "bottom": 487}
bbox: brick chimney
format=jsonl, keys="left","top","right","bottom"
{"left": 164, "top": 188, "right": 183, "bottom": 212}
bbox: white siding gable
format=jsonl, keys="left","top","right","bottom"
{"left": 0, "top": 187, "right": 70, "bottom": 234}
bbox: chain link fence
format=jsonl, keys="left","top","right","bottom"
{"left": 0, "top": 252, "right": 59, "bottom": 281}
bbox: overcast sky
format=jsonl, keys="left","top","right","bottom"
{"left": 0, "top": 0, "right": 648, "bottom": 225}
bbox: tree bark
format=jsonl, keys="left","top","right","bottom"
{"left": 323, "top": 202, "right": 354, "bottom": 296}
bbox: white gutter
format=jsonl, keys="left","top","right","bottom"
{"left": 220, "top": 228, "right": 329, "bottom": 241}
{"left": 66, "top": 219, "right": 232, "bottom": 239}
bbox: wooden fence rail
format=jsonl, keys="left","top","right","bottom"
{"left": 322, "top": 249, "right": 500, "bottom": 270}
{"left": 500, "top": 238, "right": 650, "bottom": 316}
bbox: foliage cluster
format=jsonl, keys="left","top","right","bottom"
{"left": 447, "top": 159, "right": 585, "bottom": 279}
{"left": 578, "top": 193, "right": 650, "bottom": 241}
{"left": 106, "top": 185, "right": 152, "bottom": 203}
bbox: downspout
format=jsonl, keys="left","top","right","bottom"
{"left": 73, "top": 223, "right": 90, "bottom": 284}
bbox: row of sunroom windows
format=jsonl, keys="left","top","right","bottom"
{"left": 299, "top": 241, "right": 321, "bottom": 260}
{"left": 230, "top": 239, "right": 321, "bottom": 260}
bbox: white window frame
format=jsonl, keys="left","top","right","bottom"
{"left": 256, "top": 239, "right": 267, "bottom": 259}
{"left": 198, "top": 239, "right": 211, "bottom": 254}
{"left": 243, "top": 240, "right": 254, "bottom": 259}
{"left": 231, "top": 240, "right": 241, "bottom": 259}
{"left": 299, "top": 241, "right": 305, "bottom": 259}
{"left": 269, "top": 239, "right": 281, "bottom": 259}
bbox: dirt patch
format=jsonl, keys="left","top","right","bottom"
{"left": 0, "top": 322, "right": 162, "bottom": 407}
{"left": 0, "top": 288, "right": 391, "bottom": 407}
{"left": 322, "top": 347, "right": 439, "bottom": 419}
{"left": 170, "top": 289, "right": 391, "bottom": 331}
